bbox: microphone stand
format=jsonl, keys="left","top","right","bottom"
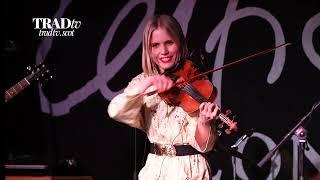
{"left": 231, "top": 129, "right": 254, "bottom": 180}
{"left": 295, "top": 127, "right": 308, "bottom": 180}
{"left": 257, "top": 100, "right": 320, "bottom": 180}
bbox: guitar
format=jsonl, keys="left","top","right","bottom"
{"left": 5, "top": 63, "right": 50, "bottom": 103}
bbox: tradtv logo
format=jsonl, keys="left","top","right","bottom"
{"left": 32, "top": 18, "right": 81, "bottom": 37}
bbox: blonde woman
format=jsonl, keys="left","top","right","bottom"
{"left": 108, "top": 14, "right": 219, "bottom": 180}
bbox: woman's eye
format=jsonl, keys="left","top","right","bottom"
{"left": 151, "top": 43, "right": 159, "bottom": 48}
{"left": 166, "top": 41, "right": 174, "bottom": 45}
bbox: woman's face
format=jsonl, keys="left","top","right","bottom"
{"left": 150, "top": 27, "right": 179, "bottom": 73}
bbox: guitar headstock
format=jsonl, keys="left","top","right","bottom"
{"left": 216, "top": 109, "right": 238, "bottom": 135}
{"left": 5, "top": 62, "right": 52, "bottom": 103}
{"left": 26, "top": 63, "right": 52, "bottom": 84}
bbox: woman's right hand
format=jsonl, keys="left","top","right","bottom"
{"left": 140, "top": 75, "right": 174, "bottom": 94}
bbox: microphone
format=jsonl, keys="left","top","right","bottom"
{"left": 231, "top": 128, "right": 255, "bottom": 149}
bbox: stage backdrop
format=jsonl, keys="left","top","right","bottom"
{"left": 4, "top": 0, "right": 320, "bottom": 179}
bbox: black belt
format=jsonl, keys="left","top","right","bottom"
{"left": 150, "top": 143, "right": 201, "bottom": 156}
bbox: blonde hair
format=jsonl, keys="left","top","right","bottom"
{"left": 142, "top": 14, "right": 189, "bottom": 75}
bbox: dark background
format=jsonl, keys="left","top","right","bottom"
{"left": 4, "top": 0, "right": 320, "bottom": 179}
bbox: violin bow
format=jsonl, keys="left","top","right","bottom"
{"left": 178, "top": 42, "right": 292, "bottom": 85}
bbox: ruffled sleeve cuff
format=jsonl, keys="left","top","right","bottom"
{"left": 187, "top": 115, "right": 216, "bottom": 153}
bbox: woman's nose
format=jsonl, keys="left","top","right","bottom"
{"left": 160, "top": 45, "right": 169, "bottom": 54}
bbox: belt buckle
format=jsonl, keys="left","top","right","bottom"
{"left": 158, "top": 144, "right": 176, "bottom": 157}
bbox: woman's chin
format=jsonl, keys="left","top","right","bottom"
{"left": 162, "top": 64, "right": 175, "bottom": 70}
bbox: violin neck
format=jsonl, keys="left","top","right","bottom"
{"left": 218, "top": 113, "right": 232, "bottom": 126}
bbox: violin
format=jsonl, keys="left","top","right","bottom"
{"left": 159, "top": 59, "right": 238, "bottom": 134}
{"left": 156, "top": 43, "right": 292, "bottom": 134}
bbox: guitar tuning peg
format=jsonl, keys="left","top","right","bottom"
{"left": 232, "top": 115, "right": 237, "bottom": 120}
{"left": 226, "top": 109, "right": 232, "bottom": 116}
{"left": 26, "top": 66, "right": 32, "bottom": 71}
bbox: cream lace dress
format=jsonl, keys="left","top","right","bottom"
{"left": 108, "top": 73, "right": 217, "bottom": 180}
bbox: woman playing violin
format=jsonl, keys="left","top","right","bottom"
{"left": 108, "top": 14, "right": 220, "bottom": 180}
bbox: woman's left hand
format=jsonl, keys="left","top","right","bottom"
{"left": 198, "top": 102, "right": 220, "bottom": 125}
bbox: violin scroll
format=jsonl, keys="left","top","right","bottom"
{"left": 217, "top": 109, "right": 238, "bottom": 135}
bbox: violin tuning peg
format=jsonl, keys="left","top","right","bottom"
{"left": 226, "top": 109, "right": 232, "bottom": 116}
{"left": 225, "top": 129, "right": 231, "bottom": 134}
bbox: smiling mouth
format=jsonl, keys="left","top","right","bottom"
{"left": 160, "top": 57, "right": 172, "bottom": 62}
